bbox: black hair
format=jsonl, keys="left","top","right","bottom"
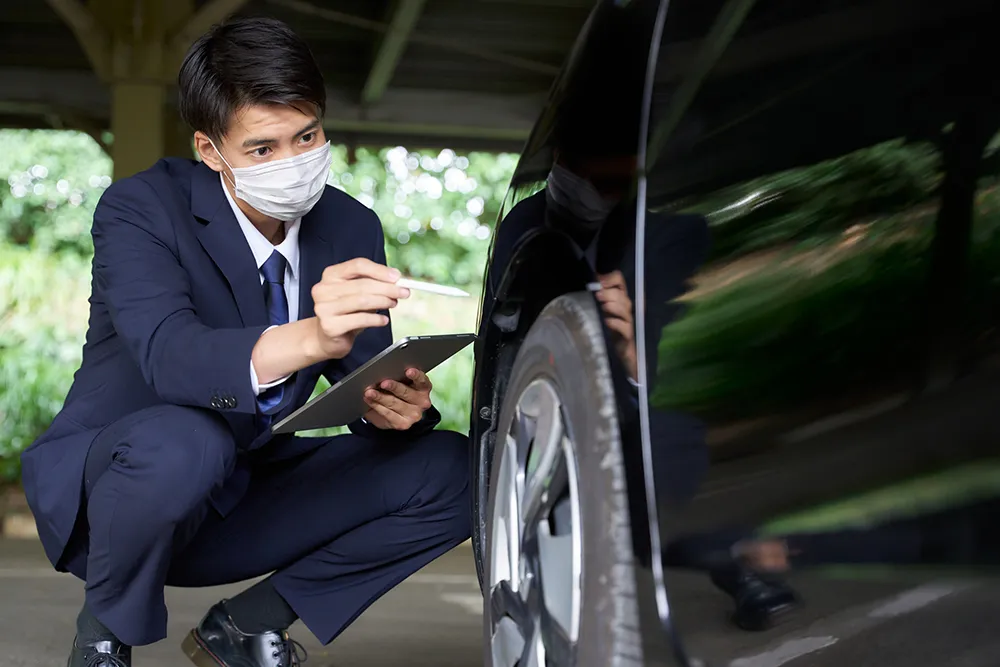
{"left": 178, "top": 17, "right": 326, "bottom": 140}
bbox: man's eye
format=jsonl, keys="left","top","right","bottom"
{"left": 252, "top": 146, "right": 271, "bottom": 158}
{"left": 300, "top": 132, "right": 315, "bottom": 144}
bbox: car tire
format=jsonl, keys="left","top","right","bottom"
{"left": 483, "top": 292, "right": 643, "bottom": 667}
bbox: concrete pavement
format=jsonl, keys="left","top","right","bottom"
{"left": 0, "top": 539, "right": 483, "bottom": 667}
{"left": 4, "top": 537, "right": 998, "bottom": 666}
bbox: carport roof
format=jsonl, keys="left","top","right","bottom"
{"left": 0, "top": 0, "right": 596, "bottom": 152}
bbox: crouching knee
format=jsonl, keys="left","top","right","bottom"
{"left": 411, "top": 429, "right": 471, "bottom": 541}
{"left": 98, "top": 405, "right": 237, "bottom": 523}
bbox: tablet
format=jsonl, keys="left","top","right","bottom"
{"left": 271, "top": 333, "right": 476, "bottom": 434}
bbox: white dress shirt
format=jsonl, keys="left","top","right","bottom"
{"left": 221, "top": 174, "right": 300, "bottom": 395}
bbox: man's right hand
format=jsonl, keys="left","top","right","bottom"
{"left": 309, "top": 258, "right": 410, "bottom": 360}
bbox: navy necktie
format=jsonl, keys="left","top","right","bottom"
{"left": 261, "top": 250, "right": 289, "bottom": 326}
{"left": 258, "top": 250, "right": 288, "bottom": 427}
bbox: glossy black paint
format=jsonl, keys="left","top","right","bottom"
{"left": 473, "top": 0, "right": 1000, "bottom": 664}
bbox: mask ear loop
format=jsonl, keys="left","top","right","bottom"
{"left": 208, "top": 139, "right": 240, "bottom": 193}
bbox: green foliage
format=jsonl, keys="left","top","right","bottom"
{"left": 0, "top": 247, "right": 89, "bottom": 481}
{"left": 0, "top": 129, "right": 112, "bottom": 255}
{"left": 687, "top": 139, "right": 941, "bottom": 259}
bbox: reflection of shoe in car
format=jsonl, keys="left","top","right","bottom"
{"left": 710, "top": 565, "right": 800, "bottom": 632}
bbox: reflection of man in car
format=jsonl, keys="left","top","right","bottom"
{"left": 494, "top": 142, "right": 802, "bottom": 631}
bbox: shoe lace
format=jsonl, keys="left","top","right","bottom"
{"left": 85, "top": 653, "right": 129, "bottom": 667}
{"left": 269, "top": 634, "right": 308, "bottom": 667}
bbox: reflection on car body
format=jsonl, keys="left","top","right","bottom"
{"left": 471, "top": 0, "right": 1000, "bottom": 665}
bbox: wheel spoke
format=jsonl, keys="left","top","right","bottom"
{"left": 489, "top": 378, "right": 582, "bottom": 667}
{"left": 537, "top": 523, "right": 578, "bottom": 640}
{"left": 490, "top": 580, "right": 532, "bottom": 633}
{"left": 490, "top": 617, "right": 526, "bottom": 667}
{"left": 522, "top": 436, "right": 569, "bottom": 534}
{"left": 538, "top": 599, "right": 575, "bottom": 666}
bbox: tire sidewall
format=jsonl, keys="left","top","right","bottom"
{"left": 484, "top": 293, "right": 642, "bottom": 667}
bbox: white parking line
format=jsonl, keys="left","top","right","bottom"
{"left": 724, "top": 582, "right": 970, "bottom": 667}
{"left": 731, "top": 636, "right": 839, "bottom": 667}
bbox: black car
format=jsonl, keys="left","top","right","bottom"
{"left": 469, "top": 0, "right": 1000, "bottom": 665}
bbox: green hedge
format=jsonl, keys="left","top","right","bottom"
{"left": 0, "top": 244, "right": 475, "bottom": 483}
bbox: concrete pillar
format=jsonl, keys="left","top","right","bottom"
{"left": 47, "top": 0, "right": 241, "bottom": 178}
{"left": 111, "top": 82, "right": 167, "bottom": 181}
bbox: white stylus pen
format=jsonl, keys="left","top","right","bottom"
{"left": 396, "top": 277, "right": 470, "bottom": 298}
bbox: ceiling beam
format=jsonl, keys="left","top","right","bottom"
{"left": 44, "top": 0, "right": 113, "bottom": 78}
{"left": 266, "top": 0, "right": 559, "bottom": 76}
{"left": 0, "top": 68, "right": 541, "bottom": 151}
{"left": 361, "top": 0, "right": 427, "bottom": 106}
{"left": 168, "top": 0, "right": 250, "bottom": 61}
{"left": 0, "top": 100, "right": 110, "bottom": 154}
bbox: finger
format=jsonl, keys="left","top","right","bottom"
{"left": 366, "top": 387, "right": 424, "bottom": 422}
{"left": 313, "top": 278, "right": 409, "bottom": 303}
{"left": 380, "top": 379, "right": 433, "bottom": 410}
{"left": 316, "top": 311, "right": 389, "bottom": 337}
{"left": 366, "top": 400, "right": 410, "bottom": 429}
{"left": 604, "top": 317, "right": 634, "bottom": 341}
{"left": 596, "top": 271, "right": 627, "bottom": 290}
{"left": 323, "top": 258, "right": 401, "bottom": 284}
{"left": 599, "top": 299, "right": 633, "bottom": 323}
{"left": 365, "top": 387, "right": 409, "bottom": 413}
{"left": 362, "top": 408, "right": 393, "bottom": 430}
{"left": 403, "top": 368, "right": 433, "bottom": 392}
{"left": 378, "top": 378, "right": 415, "bottom": 403}
{"left": 320, "top": 293, "right": 400, "bottom": 315}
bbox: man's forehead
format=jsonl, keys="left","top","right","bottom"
{"left": 222, "top": 103, "right": 320, "bottom": 143}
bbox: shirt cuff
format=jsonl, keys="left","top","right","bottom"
{"left": 250, "top": 326, "right": 293, "bottom": 396}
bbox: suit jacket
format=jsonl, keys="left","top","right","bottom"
{"left": 21, "top": 158, "right": 439, "bottom": 569}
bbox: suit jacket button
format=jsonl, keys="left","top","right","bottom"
{"left": 226, "top": 396, "right": 238, "bottom": 409}
{"left": 210, "top": 397, "right": 224, "bottom": 409}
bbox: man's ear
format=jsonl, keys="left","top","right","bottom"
{"left": 193, "top": 131, "right": 225, "bottom": 173}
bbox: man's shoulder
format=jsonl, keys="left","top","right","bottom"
{"left": 100, "top": 157, "right": 198, "bottom": 206}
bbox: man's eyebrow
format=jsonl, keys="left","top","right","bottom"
{"left": 294, "top": 119, "right": 320, "bottom": 137}
{"left": 240, "top": 120, "right": 319, "bottom": 149}
{"left": 241, "top": 136, "right": 275, "bottom": 149}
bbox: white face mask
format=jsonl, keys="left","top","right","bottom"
{"left": 545, "top": 162, "right": 619, "bottom": 225}
{"left": 211, "top": 140, "right": 333, "bottom": 222}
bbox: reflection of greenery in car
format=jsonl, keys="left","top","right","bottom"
{"left": 692, "top": 139, "right": 941, "bottom": 260}
{"left": 761, "top": 460, "right": 1000, "bottom": 535}
{"left": 650, "top": 138, "right": 1000, "bottom": 420}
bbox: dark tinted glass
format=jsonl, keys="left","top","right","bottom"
{"left": 639, "top": 1, "right": 1000, "bottom": 664}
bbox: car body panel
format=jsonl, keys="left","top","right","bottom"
{"left": 474, "top": 0, "right": 1000, "bottom": 664}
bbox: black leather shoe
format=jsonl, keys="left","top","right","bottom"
{"left": 67, "top": 635, "right": 132, "bottom": 667}
{"left": 710, "top": 565, "right": 800, "bottom": 631}
{"left": 181, "top": 601, "right": 307, "bottom": 667}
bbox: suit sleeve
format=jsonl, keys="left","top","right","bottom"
{"left": 322, "top": 209, "right": 442, "bottom": 438}
{"left": 92, "top": 178, "right": 267, "bottom": 414}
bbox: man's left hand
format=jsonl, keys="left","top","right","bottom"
{"left": 595, "top": 271, "right": 639, "bottom": 381}
{"left": 363, "top": 368, "right": 433, "bottom": 430}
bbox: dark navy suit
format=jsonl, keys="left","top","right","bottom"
{"left": 20, "top": 158, "right": 471, "bottom": 646}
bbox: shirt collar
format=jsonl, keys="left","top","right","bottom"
{"left": 220, "top": 173, "right": 300, "bottom": 278}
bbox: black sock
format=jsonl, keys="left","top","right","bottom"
{"left": 76, "top": 604, "right": 118, "bottom": 645}
{"left": 224, "top": 577, "right": 299, "bottom": 634}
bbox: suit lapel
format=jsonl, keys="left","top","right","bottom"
{"left": 190, "top": 163, "right": 268, "bottom": 327}
{"left": 297, "top": 198, "right": 332, "bottom": 322}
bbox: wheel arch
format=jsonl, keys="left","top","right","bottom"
{"left": 470, "top": 228, "right": 596, "bottom": 588}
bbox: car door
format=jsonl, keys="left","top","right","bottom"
{"left": 636, "top": 0, "right": 1000, "bottom": 665}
